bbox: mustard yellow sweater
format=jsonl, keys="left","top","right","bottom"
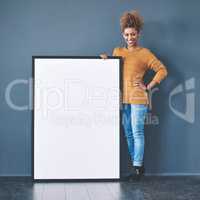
{"left": 112, "top": 46, "right": 168, "bottom": 105}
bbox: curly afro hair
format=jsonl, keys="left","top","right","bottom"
{"left": 120, "top": 10, "right": 144, "bottom": 33}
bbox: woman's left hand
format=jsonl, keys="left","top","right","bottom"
{"left": 133, "top": 81, "right": 147, "bottom": 91}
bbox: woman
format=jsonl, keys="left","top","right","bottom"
{"left": 100, "top": 10, "right": 168, "bottom": 181}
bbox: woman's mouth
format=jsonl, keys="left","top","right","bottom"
{"left": 128, "top": 40, "right": 135, "bottom": 44}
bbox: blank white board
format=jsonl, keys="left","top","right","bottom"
{"left": 33, "top": 57, "right": 120, "bottom": 180}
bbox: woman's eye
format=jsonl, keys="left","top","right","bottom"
{"left": 124, "top": 33, "right": 136, "bottom": 37}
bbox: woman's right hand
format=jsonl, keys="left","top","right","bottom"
{"left": 100, "top": 53, "right": 108, "bottom": 59}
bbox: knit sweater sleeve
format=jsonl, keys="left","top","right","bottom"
{"left": 146, "top": 49, "right": 168, "bottom": 84}
{"left": 112, "top": 47, "right": 119, "bottom": 56}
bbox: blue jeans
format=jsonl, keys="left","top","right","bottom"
{"left": 122, "top": 104, "right": 148, "bottom": 167}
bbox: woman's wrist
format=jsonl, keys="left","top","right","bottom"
{"left": 147, "top": 80, "right": 157, "bottom": 91}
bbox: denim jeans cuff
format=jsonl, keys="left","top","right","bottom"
{"left": 133, "top": 161, "right": 143, "bottom": 167}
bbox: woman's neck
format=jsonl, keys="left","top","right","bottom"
{"left": 126, "top": 44, "right": 140, "bottom": 51}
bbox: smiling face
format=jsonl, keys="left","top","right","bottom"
{"left": 122, "top": 27, "right": 140, "bottom": 47}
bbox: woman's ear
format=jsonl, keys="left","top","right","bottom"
{"left": 138, "top": 31, "right": 142, "bottom": 37}
{"left": 122, "top": 32, "right": 125, "bottom": 40}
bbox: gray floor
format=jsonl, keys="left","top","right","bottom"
{"left": 0, "top": 176, "right": 200, "bottom": 200}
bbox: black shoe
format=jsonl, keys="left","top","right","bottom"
{"left": 128, "top": 166, "right": 145, "bottom": 182}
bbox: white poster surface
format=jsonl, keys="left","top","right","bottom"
{"left": 33, "top": 57, "right": 120, "bottom": 180}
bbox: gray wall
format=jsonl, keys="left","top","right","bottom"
{"left": 0, "top": 0, "right": 199, "bottom": 176}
